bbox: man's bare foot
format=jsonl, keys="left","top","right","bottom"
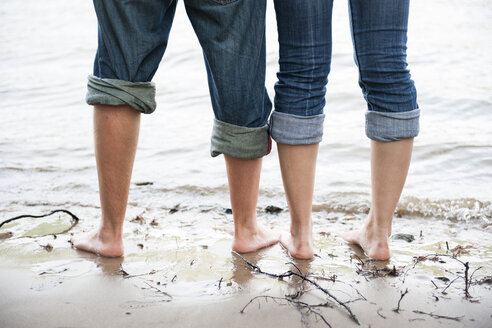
{"left": 341, "top": 224, "right": 390, "bottom": 260}
{"left": 280, "top": 233, "right": 313, "bottom": 260}
{"left": 71, "top": 228, "right": 123, "bottom": 257}
{"left": 232, "top": 225, "right": 280, "bottom": 253}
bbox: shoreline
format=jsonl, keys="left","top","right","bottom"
{"left": 1, "top": 211, "right": 491, "bottom": 327}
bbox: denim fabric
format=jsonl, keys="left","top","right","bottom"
{"left": 89, "top": 0, "right": 272, "bottom": 158}
{"left": 86, "top": 76, "right": 156, "bottom": 114}
{"left": 211, "top": 119, "right": 270, "bottom": 159}
{"left": 270, "top": 111, "right": 325, "bottom": 145}
{"left": 366, "top": 108, "right": 419, "bottom": 141}
{"left": 271, "top": 0, "right": 419, "bottom": 143}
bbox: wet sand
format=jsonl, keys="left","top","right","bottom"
{"left": 1, "top": 209, "right": 491, "bottom": 327}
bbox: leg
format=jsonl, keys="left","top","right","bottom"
{"left": 342, "top": 138, "right": 413, "bottom": 260}
{"left": 185, "top": 1, "right": 276, "bottom": 252}
{"left": 225, "top": 156, "right": 279, "bottom": 253}
{"left": 73, "top": 0, "right": 177, "bottom": 256}
{"left": 278, "top": 143, "right": 319, "bottom": 259}
{"left": 71, "top": 105, "right": 140, "bottom": 257}
{"left": 271, "top": 0, "right": 333, "bottom": 259}
{"left": 342, "top": 0, "right": 419, "bottom": 259}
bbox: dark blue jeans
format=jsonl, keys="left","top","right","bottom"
{"left": 86, "top": 0, "right": 272, "bottom": 159}
{"left": 270, "top": 0, "right": 420, "bottom": 143}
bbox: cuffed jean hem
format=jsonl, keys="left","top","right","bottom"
{"left": 269, "top": 111, "right": 325, "bottom": 145}
{"left": 86, "top": 75, "right": 157, "bottom": 114}
{"left": 366, "top": 108, "right": 420, "bottom": 142}
{"left": 210, "top": 119, "right": 270, "bottom": 159}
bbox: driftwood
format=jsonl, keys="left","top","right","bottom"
{"left": 232, "top": 251, "right": 360, "bottom": 325}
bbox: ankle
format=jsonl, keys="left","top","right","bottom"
{"left": 234, "top": 222, "right": 259, "bottom": 239}
{"left": 364, "top": 217, "right": 389, "bottom": 234}
{"left": 290, "top": 220, "right": 312, "bottom": 239}
{"left": 98, "top": 224, "right": 123, "bottom": 241}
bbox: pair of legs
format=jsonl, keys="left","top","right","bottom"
{"left": 277, "top": 141, "right": 413, "bottom": 260}
{"left": 272, "top": 0, "right": 419, "bottom": 260}
{"left": 72, "top": 105, "right": 279, "bottom": 257}
{"left": 72, "top": 0, "right": 278, "bottom": 257}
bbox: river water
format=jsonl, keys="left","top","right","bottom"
{"left": 0, "top": 0, "right": 491, "bottom": 292}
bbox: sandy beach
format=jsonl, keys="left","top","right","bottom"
{"left": 1, "top": 209, "right": 490, "bottom": 327}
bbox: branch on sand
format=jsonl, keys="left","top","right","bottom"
{"left": 232, "top": 251, "right": 360, "bottom": 326}
{"left": 0, "top": 209, "right": 80, "bottom": 238}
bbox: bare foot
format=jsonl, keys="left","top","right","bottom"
{"left": 341, "top": 225, "right": 390, "bottom": 260}
{"left": 280, "top": 233, "right": 313, "bottom": 260}
{"left": 71, "top": 228, "right": 123, "bottom": 257}
{"left": 232, "top": 225, "right": 280, "bottom": 253}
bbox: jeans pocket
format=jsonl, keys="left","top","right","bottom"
{"left": 210, "top": 0, "right": 240, "bottom": 4}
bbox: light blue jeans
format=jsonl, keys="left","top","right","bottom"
{"left": 270, "top": 0, "right": 419, "bottom": 143}
{"left": 87, "top": 0, "right": 272, "bottom": 159}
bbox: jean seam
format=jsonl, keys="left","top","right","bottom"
{"left": 348, "top": 0, "right": 373, "bottom": 111}
{"left": 308, "top": 15, "right": 314, "bottom": 113}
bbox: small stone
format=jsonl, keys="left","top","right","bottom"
{"left": 265, "top": 205, "right": 283, "bottom": 214}
{"left": 435, "top": 276, "right": 450, "bottom": 282}
{"left": 391, "top": 233, "right": 415, "bottom": 243}
{"left": 223, "top": 208, "right": 232, "bottom": 214}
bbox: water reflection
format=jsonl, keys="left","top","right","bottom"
{"left": 231, "top": 248, "right": 315, "bottom": 294}
{"left": 231, "top": 251, "right": 264, "bottom": 287}
{"left": 73, "top": 249, "right": 124, "bottom": 275}
{"left": 346, "top": 243, "right": 390, "bottom": 270}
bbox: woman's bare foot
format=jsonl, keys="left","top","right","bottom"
{"left": 341, "top": 223, "right": 390, "bottom": 260}
{"left": 232, "top": 225, "right": 280, "bottom": 253}
{"left": 280, "top": 233, "right": 313, "bottom": 260}
{"left": 71, "top": 228, "right": 123, "bottom": 257}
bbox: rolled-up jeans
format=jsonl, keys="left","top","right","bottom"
{"left": 86, "top": 0, "right": 272, "bottom": 159}
{"left": 270, "top": 0, "right": 419, "bottom": 144}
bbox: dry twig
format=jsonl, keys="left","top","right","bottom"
{"left": 233, "top": 251, "right": 360, "bottom": 325}
{"left": 241, "top": 295, "right": 333, "bottom": 328}
{"left": 393, "top": 288, "right": 409, "bottom": 313}
{"left": 412, "top": 310, "right": 463, "bottom": 321}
